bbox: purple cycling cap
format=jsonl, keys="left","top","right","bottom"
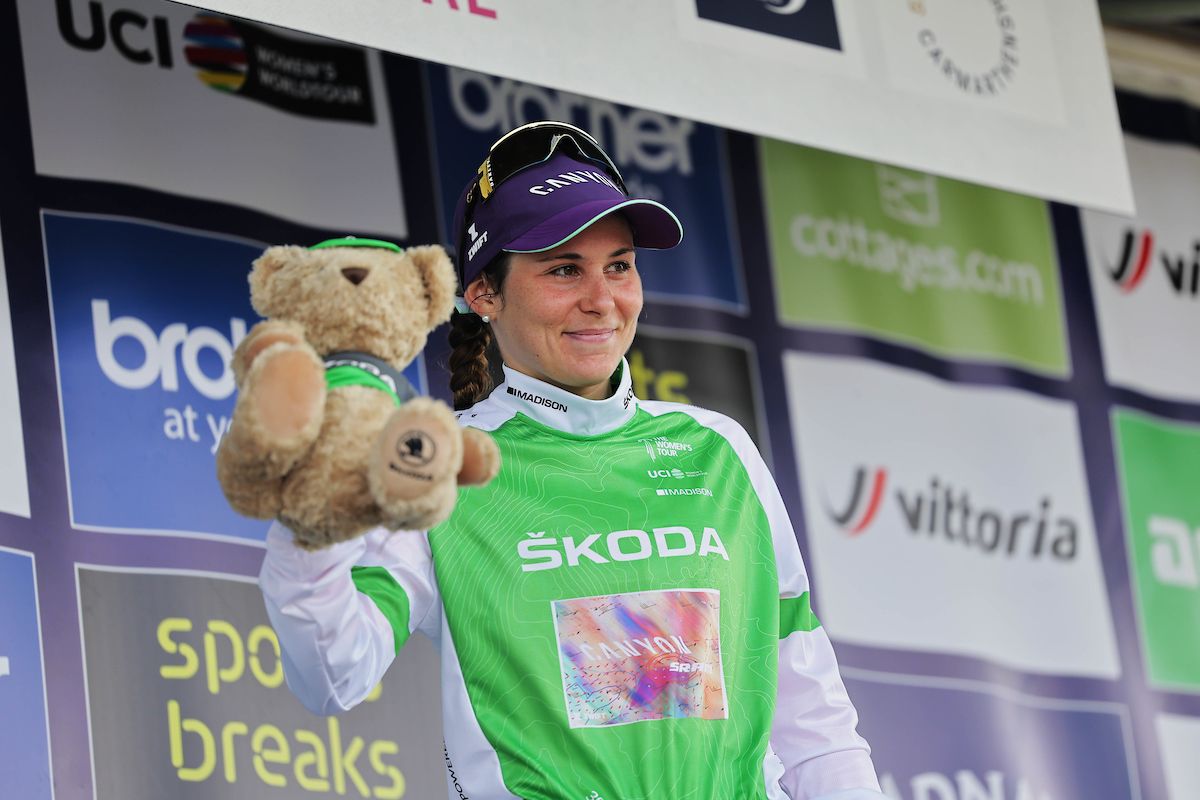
{"left": 452, "top": 151, "right": 684, "bottom": 290}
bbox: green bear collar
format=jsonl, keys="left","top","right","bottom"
{"left": 323, "top": 351, "right": 416, "bottom": 407}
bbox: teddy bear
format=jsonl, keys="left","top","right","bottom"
{"left": 215, "top": 237, "right": 500, "bottom": 550}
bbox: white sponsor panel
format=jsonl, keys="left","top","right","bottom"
{"left": 784, "top": 352, "right": 1119, "bottom": 677}
{"left": 1082, "top": 136, "right": 1200, "bottom": 403}
{"left": 0, "top": 220, "right": 30, "bottom": 519}
{"left": 18, "top": 0, "right": 406, "bottom": 235}
{"left": 172, "top": 0, "right": 1131, "bottom": 213}
{"left": 1157, "top": 713, "right": 1200, "bottom": 800}
{"left": 874, "top": 0, "right": 1065, "bottom": 126}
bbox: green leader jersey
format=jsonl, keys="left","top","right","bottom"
{"left": 261, "top": 359, "right": 882, "bottom": 800}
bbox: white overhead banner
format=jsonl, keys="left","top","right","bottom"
{"left": 169, "top": 0, "right": 1133, "bottom": 214}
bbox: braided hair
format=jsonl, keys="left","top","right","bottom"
{"left": 449, "top": 253, "right": 511, "bottom": 410}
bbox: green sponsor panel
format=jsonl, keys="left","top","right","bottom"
{"left": 760, "top": 138, "right": 1068, "bottom": 374}
{"left": 1113, "top": 410, "right": 1200, "bottom": 690}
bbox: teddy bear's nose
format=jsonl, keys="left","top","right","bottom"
{"left": 341, "top": 267, "right": 369, "bottom": 286}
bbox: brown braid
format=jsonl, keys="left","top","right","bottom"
{"left": 449, "top": 254, "right": 511, "bottom": 410}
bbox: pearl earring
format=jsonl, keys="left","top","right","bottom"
{"left": 481, "top": 315, "right": 491, "bottom": 323}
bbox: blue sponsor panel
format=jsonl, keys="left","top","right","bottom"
{"left": 694, "top": 0, "right": 842, "bottom": 50}
{"left": 0, "top": 548, "right": 52, "bottom": 800}
{"left": 43, "top": 213, "right": 425, "bottom": 542}
{"left": 426, "top": 64, "right": 746, "bottom": 312}
{"left": 843, "top": 670, "right": 1137, "bottom": 800}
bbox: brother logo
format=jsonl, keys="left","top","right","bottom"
{"left": 92, "top": 299, "right": 247, "bottom": 401}
{"left": 447, "top": 68, "right": 697, "bottom": 176}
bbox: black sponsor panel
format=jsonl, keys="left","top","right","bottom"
{"left": 694, "top": 0, "right": 841, "bottom": 50}
{"left": 629, "top": 327, "right": 764, "bottom": 445}
{"left": 79, "top": 568, "right": 443, "bottom": 799}
{"left": 184, "top": 14, "right": 375, "bottom": 123}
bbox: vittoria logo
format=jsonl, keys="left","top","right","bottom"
{"left": 507, "top": 386, "right": 568, "bottom": 412}
{"left": 1106, "top": 227, "right": 1200, "bottom": 297}
{"left": 1107, "top": 228, "right": 1155, "bottom": 293}
{"left": 827, "top": 465, "right": 1079, "bottom": 561}
{"left": 825, "top": 466, "right": 888, "bottom": 536}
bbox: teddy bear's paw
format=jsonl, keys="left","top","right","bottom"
{"left": 233, "top": 320, "right": 308, "bottom": 384}
{"left": 245, "top": 346, "right": 326, "bottom": 449}
{"left": 369, "top": 398, "right": 463, "bottom": 508}
{"left": 458, "top": 428, "right": 501, "bottom": 487}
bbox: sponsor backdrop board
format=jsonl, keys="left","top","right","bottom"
{"left": 1082, "top": 136, "right": 1200, "bottom": 403}
{"left": 17, "top": 0, "right": 407, "bottom": 235}
{"left": 42, "top": 211, "right": 426, "bottom": 543}
{"left": 78, "top": 566, "right": 443, "bottom": 799}
{"left": 762, "top": 139, "right": 1069, "bottom": 376}
{"left": 168, "top": 0, "right": 1134, "bottom": 214}
{"left": 844, "top": 669, "right": 1139, "bottom": 800}
{"left": 783, "top": 352, "right": 1119, "bottom": 678}
{"left": 0, "top": 548, "right": 53, "bottom": 800}
{"left": 2, "top": 2, "right": 1198, "bottom": 797}
{"left": 0, "top": 218, "right": 30, "bottom": 518}
{"left": 1112, "top": 410, "right": 1200, "bottom": 692}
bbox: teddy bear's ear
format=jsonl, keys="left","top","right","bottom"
{"left": 406, "top": 245, "right": 458, "bottom": 328}
{"left": 249, "top": 245, "right": 305, "bottom": 317}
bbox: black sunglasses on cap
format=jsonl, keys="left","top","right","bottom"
{"left": 470, "top": 121, "right": 628, "bottom": 204}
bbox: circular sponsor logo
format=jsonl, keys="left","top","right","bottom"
{"left": 394, "top": 430, "right": 437, "bottom": 467}
{"left": 910, "top": 0, "right": 1020, "bottom": 97}
{"left": 184, "top": 15, "right": 248, "bottom": 94}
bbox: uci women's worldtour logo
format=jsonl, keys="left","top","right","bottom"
{"left": 693, "top": 0, "right": 842, "bottom": 50}
{"left": 53, "top": 2, "right": 375, "bottom": 122}
{"left": 762, "top": 139, "right": 1067, "bottom": 375}
{"left": 826, "top": 465, "right": 1079, "bottom": 561}
{"left": 181, "top": 13, "right": 375, "bottom": 122}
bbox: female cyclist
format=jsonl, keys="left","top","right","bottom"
{"left": 260, "top": 121, "right": 884, "bottom": 800}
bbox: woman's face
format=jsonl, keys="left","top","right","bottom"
{"left": 468, "top": 214, "right": 642, "bottom": 400}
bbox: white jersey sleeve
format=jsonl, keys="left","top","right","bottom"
{"left": 258, "top": 520, "right": 441, "bottom": 716}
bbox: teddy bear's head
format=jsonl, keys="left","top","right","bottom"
{"left": 248, "top": 240, "right": 457, "bottom": 366}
